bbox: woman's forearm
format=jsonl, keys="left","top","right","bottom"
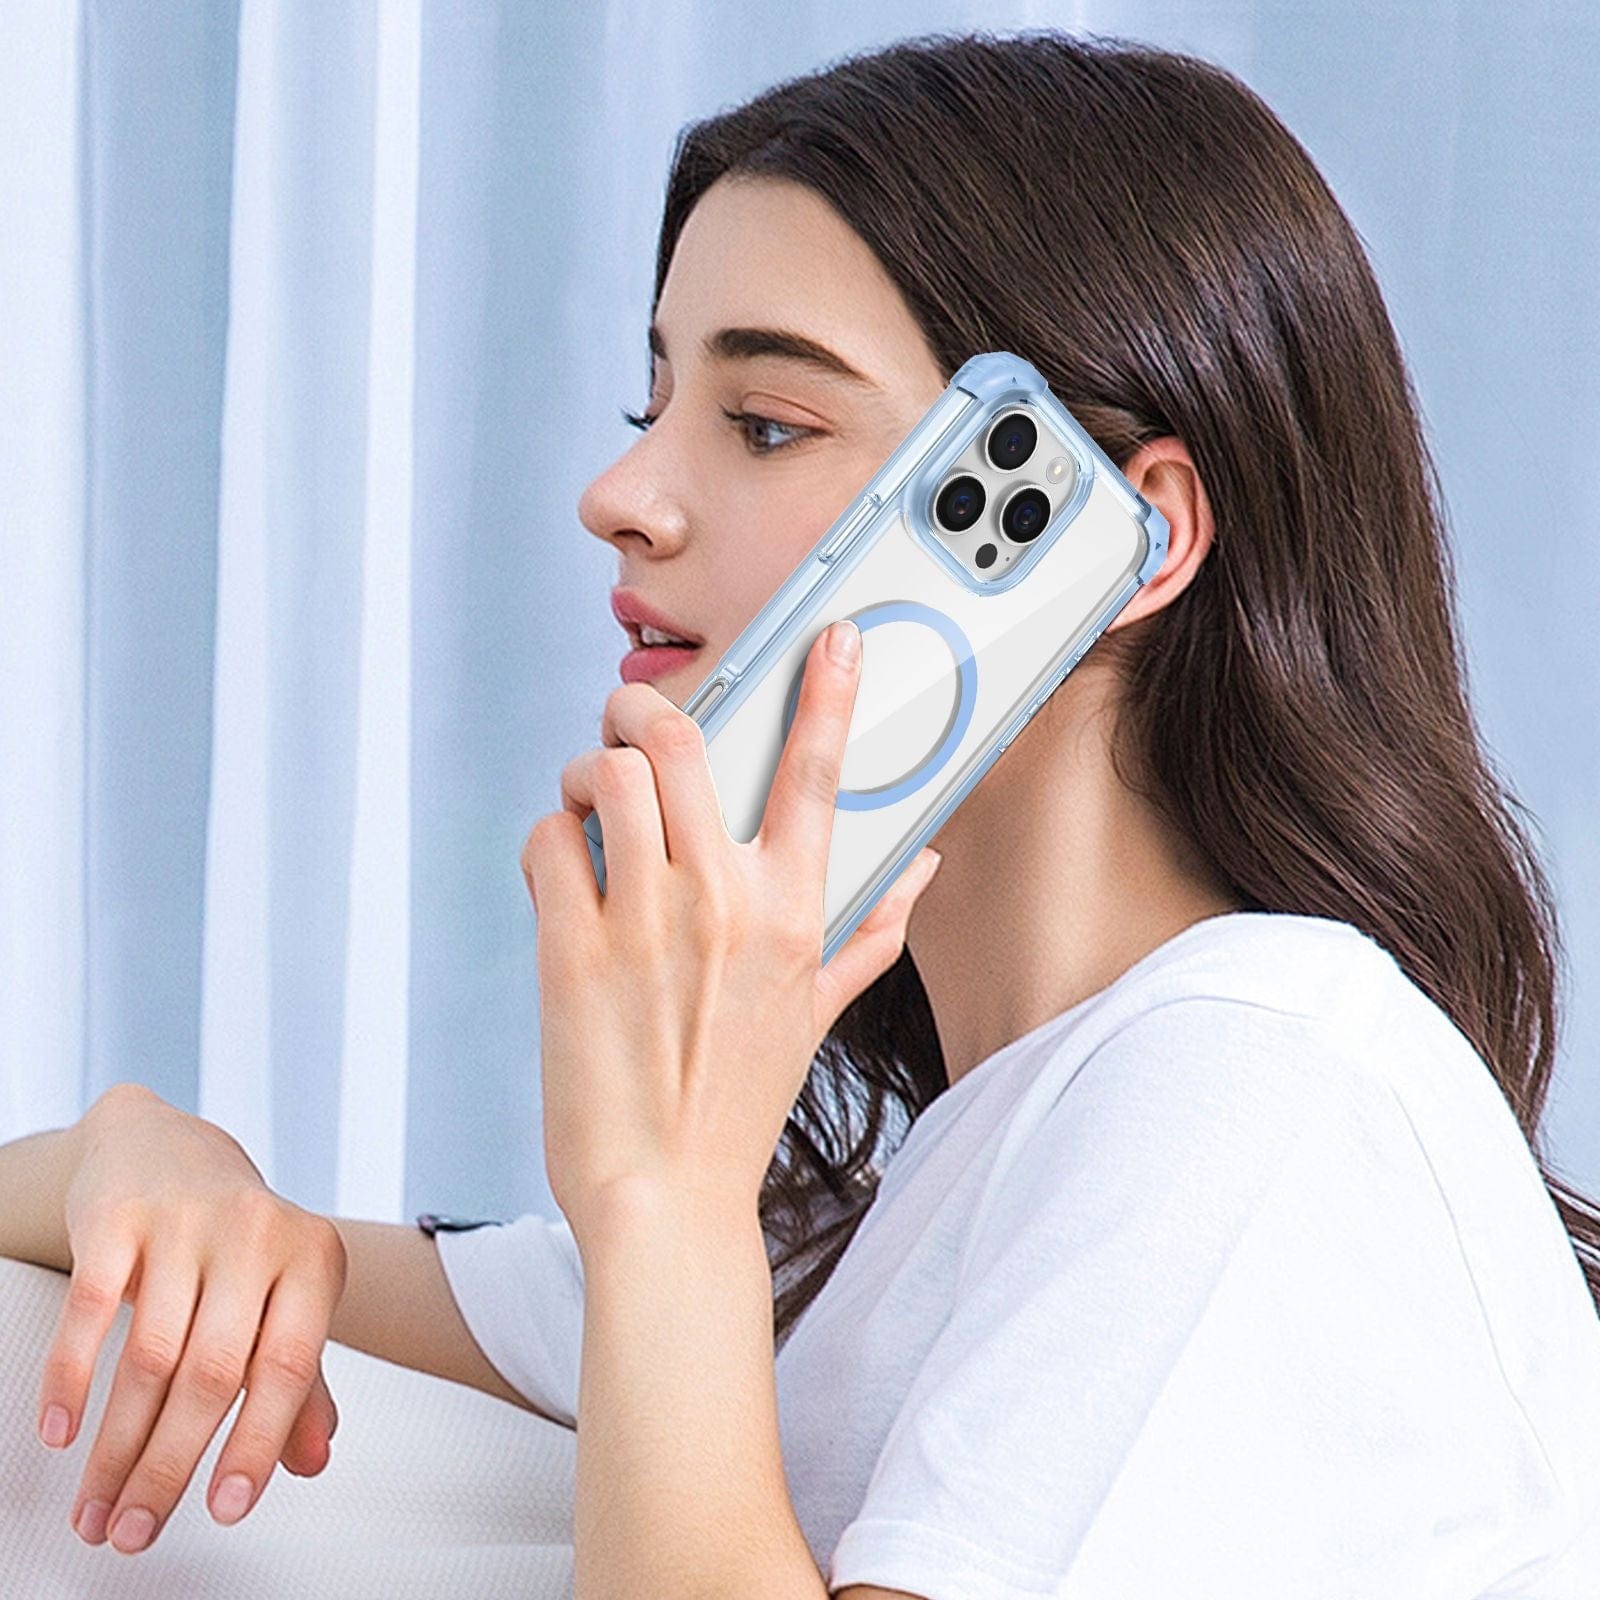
{"left": 571, "top": 1184, "right": 827, "bottom": 1600}
{"left": 0, "top": 1122, "right": 81, "bottom": 1273}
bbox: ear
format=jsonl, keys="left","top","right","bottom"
{"left": 1104, "top": 437, "right": 1217, "bottom": 632}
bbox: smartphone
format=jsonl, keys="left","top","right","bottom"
{"left": 582, "top": 350, "right": 1169, "bottom": 966}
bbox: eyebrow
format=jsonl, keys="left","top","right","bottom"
{"left": 648, "top": 322, "right": 880, "bottom": 388}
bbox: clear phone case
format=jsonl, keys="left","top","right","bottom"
{"left": 584, "top": 351, "right": 1169, "bottom": 965}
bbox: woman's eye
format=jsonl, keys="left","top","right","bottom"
{"left": 718, "top": 407, "right": 813, "bottom": 455}
{"left": 618, "top": 403, "right": 814, "bottom": 455}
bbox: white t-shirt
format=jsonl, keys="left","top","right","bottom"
{"left": 434, "top": 910, "right": 1600, "bottom": 1598}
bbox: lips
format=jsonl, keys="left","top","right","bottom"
{"left": 610, "top": 588, "right": 704, "bottom": 651}
{"left": 609, "top": 588, "right": 707, "bottom": 683}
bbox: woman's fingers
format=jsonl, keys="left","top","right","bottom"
{"left": 757, "top": 622, "right": 860, "bottom": 874}
{"left": 597, "top": 683, "right": 729, "bottom": 867}
{"left": 813, "top": 846, "right": 942, "bottom": 1031}
{"left": 68, "top": 1242, "right": 202, "bottom": 1549}
{"left": 277, "top": 1363, "right": 338, "bottom": 1478}
{"left": 63, "top": 1225, "right": 343, "bottom": 1553}
{"left": 558, "top": 742, "right": 667, "bottom": 910}
{"left": 40, "top": 1089, "right": 351, "bottom": 1556}
{"left": 83, "top": 1249, "right": 265, "bottom": 1550}
{"left": 36, "top": 1220, "right": 139, "bottom": 1458}
{"left": 202, "top": 1266, "right": 344, "bottom": 1524}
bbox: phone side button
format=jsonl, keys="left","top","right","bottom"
{"left": 999, "top": 676, "right": 1056, "bottom": 753}
{"left": 695, "top": 673, "right": 733, "bottom": 717}
{"left": 818, "top": 494, "right": 881, "bottom": 563}
{"left": 996, "top": 704, "right": 1033, "bottom": 754}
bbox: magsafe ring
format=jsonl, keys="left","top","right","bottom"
{"left": 779, "top": 599, "right": 979, "bottom": 812}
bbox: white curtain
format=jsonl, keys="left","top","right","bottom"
{"left": 3, "top": 0, "right": 1597, "bottom": 1229}
{"left": 0, "top": 0, "right": 632, "bottom": 1224}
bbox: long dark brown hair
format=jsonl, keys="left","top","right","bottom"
{"left": 647, "top": 28, "right": 1600, "bottom": 1348}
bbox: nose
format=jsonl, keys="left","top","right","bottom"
{"left": 578, "top": 433, "right": 691, "bottom": 560}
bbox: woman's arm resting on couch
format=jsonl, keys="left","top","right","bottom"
{"left": 0, "top": 1117, "right": 565, "bottom": 1426}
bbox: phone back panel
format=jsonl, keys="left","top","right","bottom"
{"left": 585, "top": 352, "right": 1169, "bottom": 964}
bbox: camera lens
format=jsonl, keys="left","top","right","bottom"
{"left": 986, "top": 411, "right": 1037, "bottom": 471}
{"left": 1000, "top": 486, "right": 1051, "bottom": 543}
{"left": 934, "top": 474, "right": 986, "bottom": 533}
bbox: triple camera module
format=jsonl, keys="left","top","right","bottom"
{"left": 931, "top": 406, "right": 1078, "bottom": 579}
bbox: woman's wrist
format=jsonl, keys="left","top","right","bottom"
{"left": 0, "top": 1120, "right": 84, "bottom": 1273}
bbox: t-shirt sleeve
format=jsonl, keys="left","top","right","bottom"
{"left": 429, "top": 1208, "right": 586, "bottom": 1430}
{"left": 825, "top": 996, "right": 1531, "bottom": 1599}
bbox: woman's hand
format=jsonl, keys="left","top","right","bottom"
{"left": 519, "top": 618, "right": 942, "bottom": 1244}
{"left": 37, "top": 1082, "right": 347, "bottom": 1554}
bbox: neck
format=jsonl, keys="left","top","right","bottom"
{"left": 905, "top": 668, "right": 1246, "bottom": 1090}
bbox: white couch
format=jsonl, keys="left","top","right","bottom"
{"left": 0, "top": 1256, "right": 577, "bottom": 1597}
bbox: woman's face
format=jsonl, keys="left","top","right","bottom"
{"left": 579, "top": 174, "right": 949, "bottom": 705}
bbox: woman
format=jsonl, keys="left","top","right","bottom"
{"left": 5, "top": 27, "right": 1600, "bottom": 1598}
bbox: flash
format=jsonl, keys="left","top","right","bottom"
{"left": 1046, "top": 456, "right": 1072, "bottom": 483}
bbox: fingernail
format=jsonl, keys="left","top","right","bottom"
{"left": 39, "top": 1403, "right": 69, "bottom": 1448}
{"left": 827, "top": 619, "right": 860, "bottom": 665}
{"left": 109, "top": 1505, "right": 155, "bottom": 1553}
{"left": 922, "top": 849, "right": 943, "bottom": 880}
{"left": 74, "top": 1499, "right": 111, "bottom": 1544}
{"left": 212, "top": 1473, "right": 255, "bottom": 1524}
